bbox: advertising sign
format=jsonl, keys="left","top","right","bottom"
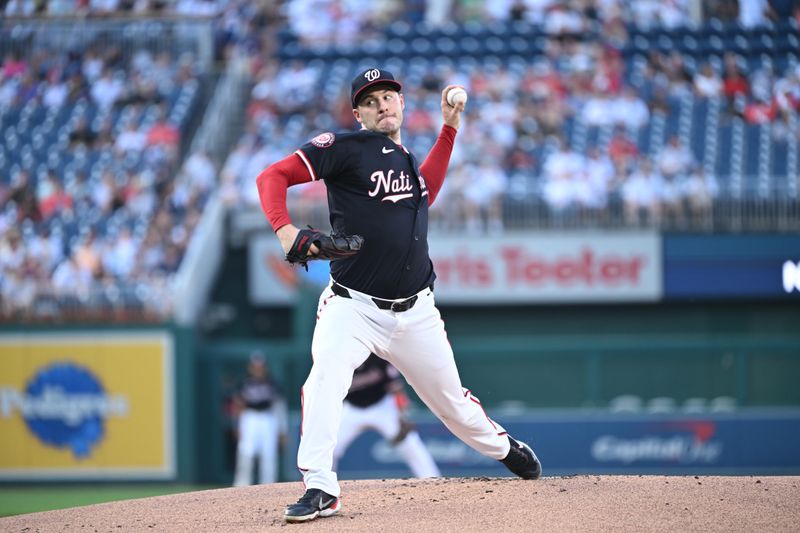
{"left": 428, "top": 232, "right": 662, "bottom": 303}
{"left": 324, "top": 410, "right": 800, "bottom": 479}
{"left": 0, "top": 332, "right": 175, "bottom": 480}
{"left": 250, "top": 232, "right": 662, "bottom": 305}
{"left": 664, "top": 234, "right": 800, "bottom": 299}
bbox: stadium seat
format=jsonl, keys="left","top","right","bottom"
{"left": 387, "top": 20, "right": 411, "bottom": 38}
{"left": 459, "top": 36, "right": 483, "bottom": 55}
{"left": 485, "top": 36, "right": 506, "bottom": 55}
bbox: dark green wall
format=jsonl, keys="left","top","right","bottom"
{"left": 196, "top": 299, "right": 800, "bottom": 411}
{"left": 443, "top": 301, "right": 799, "bottom": 407}
{"left": 438, "top": 300, "right": 800, "bottom": 338}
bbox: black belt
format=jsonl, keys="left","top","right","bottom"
{"left": 331, "top": 282, "right": 428, "bottom": 313}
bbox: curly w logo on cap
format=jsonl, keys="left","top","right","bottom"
{"left": 351, "top": 68, "right": 402, "bottom": 107}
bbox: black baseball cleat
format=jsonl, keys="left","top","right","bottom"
{"left": 501, "top": 435, "right": 542, "bottom": 480}
{"left": 284, "top": 488, "right": 341, "bottom": 523}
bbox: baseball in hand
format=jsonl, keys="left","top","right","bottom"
{"left": 447, "top": 87, "right": 468, "bottom": 107}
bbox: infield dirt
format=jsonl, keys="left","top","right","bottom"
{"left": 2, "top": 475, "right": 798, "bottom": 532}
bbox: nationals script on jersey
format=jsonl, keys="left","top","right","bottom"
{"left": 294, "top": 130, "right": 435, "bottom": 299}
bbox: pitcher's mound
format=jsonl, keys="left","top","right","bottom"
{"left": 2, "top": 476, "right": 798, "bottom": 532}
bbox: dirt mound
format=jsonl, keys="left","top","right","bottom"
{"left": 2, "top": 476, "right": 798, "bottom": 532}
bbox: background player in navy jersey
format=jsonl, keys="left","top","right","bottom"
{"left": 232, "top": 351, "right": 287, "bottom": 486}
{"left": 256, "top": 67, "right": 541, "bottom": 523}
{"left": 334, "top": 353, "right": 440, "bottom": 479}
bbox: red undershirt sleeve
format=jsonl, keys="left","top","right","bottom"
{"left": 255, "top": 152, "right": 313, "bottom": 231}
{"left": 419, "top": 124, "right": 457, "bottom": 206}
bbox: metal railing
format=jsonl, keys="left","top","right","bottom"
{"left": 495, "top": 191, "right": 800, "bottom": 234}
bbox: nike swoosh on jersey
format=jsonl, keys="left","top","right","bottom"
{"left": 382, "top": 147, "right": 395, "bottom": 154}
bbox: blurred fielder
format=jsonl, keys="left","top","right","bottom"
{"left": 333, "top": 353, "right": 440, "bottom": 478}
{"left": 233, "top": 352, "right": 287, "bottom": 486}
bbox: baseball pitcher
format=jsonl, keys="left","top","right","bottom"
{"left": 256, "top": 68, "right": 541, "bottom": 523}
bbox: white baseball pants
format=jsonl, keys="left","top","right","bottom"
{"left": 297, "top": 280, "right": 511, "bottom": 497}
{"left": 234, "top": 409, "right": 280, "bottom": 486}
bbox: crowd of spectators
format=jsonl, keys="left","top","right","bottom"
{"left": 222, "top": 25, "right": 799, "bottom": 233}
{"left": 5, "top": 1, "right": 800, "bottom": 57}
{"left": 2, "top": 0, "right": 282, "bottom": 64}
{"left": 271, "top": 1, "right": 800, "bottom": 47}
{"left": 0, "top": 36, "right": 210, "bottom": 320}
{"left": 2, "top": 1, "right": 799, "bottom": 320}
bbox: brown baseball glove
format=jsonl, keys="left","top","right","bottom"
{"left": 390, "top": 416, "right": 416, "bottom": 445}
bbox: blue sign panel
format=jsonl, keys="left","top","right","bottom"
{"left": 302, "top": 410, "right": 800, "bottom": 479}
{"left": 663, "top": 235, "right": 800, "bottom": 299}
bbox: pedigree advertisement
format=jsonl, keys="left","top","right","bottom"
{"left": 428, "top": 231, "right": 662, "bottom": 303}
{"left": 0, "top": 332, "right": 175, "bottom": 480}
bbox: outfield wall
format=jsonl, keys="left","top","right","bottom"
{"left": 1, "top": 231, "right": 799, "bottom": 483}
{"left": 195, "top": 325, "right": 800, "bottom": 484}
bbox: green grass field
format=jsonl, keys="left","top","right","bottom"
{"left": 0, "top": 485, "right": 220, "bottom": 517}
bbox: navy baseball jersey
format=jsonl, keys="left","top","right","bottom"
{"left": 345, "top": 354, "right": 401, "bottom": 408}
{"left": 239, "top": 377, "right": 280, "bottom": 411}
{"left": 295, "top": 130, "right": 434, "bottom": 299}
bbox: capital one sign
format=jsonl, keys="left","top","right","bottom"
{"left": 428, "top": 232, "right": 662, "bottom": 303}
